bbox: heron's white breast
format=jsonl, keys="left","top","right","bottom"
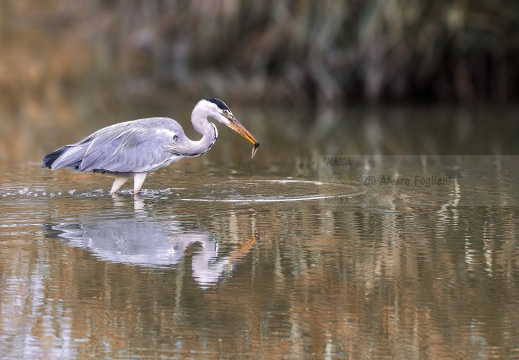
{"left": 147, "top": 155, "right": 183, "bottom": 172}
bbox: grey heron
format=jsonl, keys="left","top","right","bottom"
{"left": 42, "top": 98, "right": 260, "bottom": 194}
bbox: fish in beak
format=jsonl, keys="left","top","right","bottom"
{"left": 226, "top": 115, "right": 260, "bottom": 158}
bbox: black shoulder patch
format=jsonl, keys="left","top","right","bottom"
{"left": 206, "top": 98, "right": 229, "bottom": 111}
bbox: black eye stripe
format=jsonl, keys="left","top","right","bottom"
{"left": 206, "top": 98, "right": 230, "bottom": 111}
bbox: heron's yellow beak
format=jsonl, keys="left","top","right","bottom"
{"left": 227, "top": 116, "right": 260, "bottom": 158}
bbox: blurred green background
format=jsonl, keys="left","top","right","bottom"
{"left": 1, "top": 0, "right": 519, "bottom": 162}
{"left": 2, "top": 0, "right": 518, "bottom": 108}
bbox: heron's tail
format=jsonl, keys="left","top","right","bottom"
{"left": 42, "top": 146, "right": 68, "bottom": 168}
{"left": 42, "top": 145, "right": 85, "bottom": 170}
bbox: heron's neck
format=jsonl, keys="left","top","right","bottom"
{"left": 185, "top": 106, "right": 218, "bottom": 156}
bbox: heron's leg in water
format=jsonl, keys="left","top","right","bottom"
{"left": 133, "top": 172, "right": 147, "bottom": 194}
{"left": 110, "top": 176, "right": 129, "bottom": 194}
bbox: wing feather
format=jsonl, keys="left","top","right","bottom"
{"left": 50, "top": 118, "right": 185, "bottom": 173}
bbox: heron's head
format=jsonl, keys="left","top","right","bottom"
{"left": 201, "top": 98, "right": 260, "bottom": 158}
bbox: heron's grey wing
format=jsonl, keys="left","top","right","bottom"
{"left": 47, "top": 130, "right": 107, "bottom": 170}
{"left": 79, "top": 118, "right": 184, "bottom": 173}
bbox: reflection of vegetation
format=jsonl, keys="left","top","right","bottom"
{"left": 1, "top": 0, "right": 518, "bottom": 107}
{"left": 2, "top": 199, "right": 519, "bottom": 358}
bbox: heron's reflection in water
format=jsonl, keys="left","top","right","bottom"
{"left": 44, "top": 213, "right": 258, "bottom": 288}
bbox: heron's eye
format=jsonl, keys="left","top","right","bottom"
{"left": 222, "top": 110, "right": 231, "bottom": 117}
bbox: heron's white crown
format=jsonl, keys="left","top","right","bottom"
{"left": 196, "top": 99, "right": 234, "bottom": 126}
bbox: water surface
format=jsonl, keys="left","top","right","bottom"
{"left": 1, "top": 104, "right": 519, "bottom": 358}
